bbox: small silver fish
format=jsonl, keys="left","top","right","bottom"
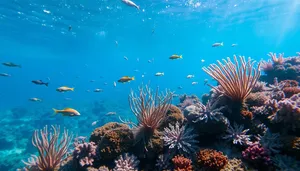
{"left": 186, "top": 75, "right": 194, "bottom": 79}
{"left": 124, "top": 56, "right": 128, "bottom": 60}
{"left": 231, "top": 44, "right": 238, "bottom": 47}
{"left": 155, "top": 72, "right": 164, "bottom": 76}
{"left": 178, "top": 86, "right": 183, "bottom": 89}
{"left": 212, "top": 42, "right": 223, "bottom": 47}
{"left": 94, "top": 89, "right": 103, "bottom": 92}
{"left": 0, "top": 73, "right": 11, "bottom": 77}
{"left": 90, "top": 80, "right": 96, "bottom": 82}
{"left": 121, "top": 0, "right": 139, "bottom": 10}
{"left": 192, "top": 82, "right": 198, "bottom": 85}
{"left": 113, "top": 81, "right": 117, "bottom": 87}
{"left": 91, "top": 120, "right": 98, "bottom": 126}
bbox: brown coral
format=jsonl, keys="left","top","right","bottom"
{"left": 89, "top": 122, "right": 134, "bottom": 160}
{"left": 196, "top": 149, "right": 228, "bottom": 171}
{"left": 172, "top": 155, "right": 193, "bottom": 171}
{"left": 158, "top": 105, "right": 184, "bottom": 130}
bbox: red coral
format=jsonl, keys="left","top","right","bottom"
{"left": 196, "top": 149, "right": 228, "bottom": 171}
{"left": 172, "top": 155, "right": 193, "bottom": 171}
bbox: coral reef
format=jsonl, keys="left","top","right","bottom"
{"left": 220, "top": 158, "right": 246, "bottom": 171}
{"left": 73, "top": 141, "right": 97, "bottom": 167}
{"left": 260, "top": 52, "right": 300, "bottom": 83}
{"left": 242, "top": 143, "right": 271, "bottom": 166}
{"left": 172, "top": 155, "right": 193, "bottom": 171}
{"left": 90, "top": 122, "right": 134, "bottom": 160}
{"left": 222, "top": 123, "right": 251, "bottom": 146}
{"left": 195, "top": 149, "right": 228, "bottom": 170}
{"left": 162, "top": 121, "right": 198, "bottom": 156}
{"left": 159, "top": 105, "right": 185, "bottom": 131}
{"left": 113, "top": 153, "right": 139, "bottom": 171}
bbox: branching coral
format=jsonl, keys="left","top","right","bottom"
{"left": 222, "top": 122, "right": 251, "bottom": 146}
{"left": 242, "top": 143, "right": 271, "bottom": 165}
{"left": 73, "top": 141, "right": 97, "bottom": 167}
{"left": 256, "top": 129, "right": 282, "bottom": 154}
{"left": 196, "top": 149, "right": 228, "bottom": 170}
{"left": 113, "top": 153, "right": 139, "bottom": 171}
{"left": 23, "top": 125, "right": 72, "bottom": 171}
{"left": 172, "top": 155, "right": 193, "bottom": 171}
{"left": 162, "top": 122, "right": 199, "bottom": 155}
{"left": 202, "top": 55, "right": 261, "bottom": 103}
{"left": 129, "top": 85, "right": 173, "bottom": 145}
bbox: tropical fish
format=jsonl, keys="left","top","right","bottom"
{"left": 212, "top": 42, "right": 223, "bottom": 47}
{"left": 169, "top": 54, "right": 182, "bottom": 60}
{"left": 121, "top": 0, "right": 139, "bottom": 10}
{"left": 52, "top": 108, "right": 80, "bottom": 116}
{"left": 94, "top": 88, "right": 103, "bottom": 92}
{"left": 68, "top": 25, "right": 72, "bottom": 31}
{"left": 118, "top": 76, "right": 135, "bottom": 83}
{"left": 29, "top": 98, "right": 42, "bottom": 102}
{"left": 155, "top": 72, "right": 164, "bottom": 76}
{"left": 56, "top": 86, "right": 74, "bottom": 92}
{"left": 2, "top": 62, "right": 21, "bottom": 68}
{"left": 0, "top": 73, "right": 11, "bottom": 77}
{"left": 192, "top": 82, "right": 198, "bottom": 85}
{"left": 32, "top": 80, "right": 49, "bottom": 86}
{"left": 187, "top": 75, "right": 194, "bottom": 79}
{"left": 231, "top": 44, "right": 238, "bottom": 47}
{"left": 90, "top": 80, "right": 96, "bottom": 82}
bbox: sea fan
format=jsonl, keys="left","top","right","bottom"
{"left": 256, "top": 129, "right": 282, "bottom": 154}
{"left": 192, "top": 100, "right": 225, "bottom": 123}
{"left": 162, "top": 122, "right": 199, "bottom": 155}
{"left": 222, "top": 123, "right": 251, "bottom": 146}
{"left": 114, "top": 153, "right": 139, "bottom": 171}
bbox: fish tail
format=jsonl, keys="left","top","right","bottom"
{"left": 18, "top": 65, "right": 22, "bottom": 68}
{"left": 136, "top": 5, "right": 140, "bottom": 10}
{"left": 131, "top": 77, "right": 135, "bottom": 81}
{"left": 221, "top": 42, "right": 224, "bottom": 46}
{"left": 45, "top": 83, "right": 49, "bottom": 87}
{"left": 52, "top": 108, "right": 59, "bottom": 115}
{"left": 162, "top": 72, "right": 164, "bottom": 76}
{"left": 180, "top": 55, "right": 183, "bottom": 59}
{"left": 70, "top": 88, "right": 75, "bottom": 91}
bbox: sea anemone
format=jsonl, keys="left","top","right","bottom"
{"left": 196, "top": 149, "right": 228, "bottom": 170}
{"left": 113, "top": 153, "right": 139, "bottom": 171}
{"left": 202, "top": 55, "right": 261, "bottom": 103}
{"left": 172, "top": 155, "right": 193, "bottom": 171}
{"left": 256, "top": 129, "right": 282, "bottom": 154}
{"left": 128, "top": 85, "right": 173, "bottom": 146}
{"left": 222, "top": 122, "right": 251, "bottom": 146}
{"left": 191, "top": 100, "right": 225, "bottom": 123}
{"left": 162, "top": 121, "right": 199, "bottom": 156}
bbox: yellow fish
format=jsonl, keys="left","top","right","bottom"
{"left": 56, "top": 86, "right": 74, "bottom": 92}
{"left": 52, "top": 108, "right": 80, "bottom": 117}
{"left": 118, "top": 76, "right": 135, "bottom": 83}
{"left": 169, "top": 54, "right": 182, "bottom": 60}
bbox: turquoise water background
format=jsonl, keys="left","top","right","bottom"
{"left": 0, "top": 0, "right": 300, "bottom": 170}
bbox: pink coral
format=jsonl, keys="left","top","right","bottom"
{"left": 242, "top": 143, "right": 271, "bottom": 165}
{"left": 73, "top": 141, "right": 97, "bottom": 167}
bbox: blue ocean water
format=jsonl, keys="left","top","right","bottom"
{"left": 0, "top": 0, "right": 299, "bottom": 170}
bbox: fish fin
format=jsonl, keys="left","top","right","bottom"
{"left": 63, "top": 107, "right": 72, "bottom": 110}
{"left": 45, "top": 83, "right": 49, "bottom": 87}
{"left": 131, "top": 77, "right": 135, "bottom": 81}
{"left": 162, "top": 73, "right": 164, "bottom": 76}
{"left": 70, "top": 88, "right": 74, "bottom": 91}
{"left": 136, "top": 5, "right": 140, "bottom": 10}
{"left": 52, "top": 108, "right": 59, "bottom": 115}
{"left": 221, "top": 42, "right": 224, "bottom": 46}
{"left": 180, "top": 55, "right": 183, "bottom": 59}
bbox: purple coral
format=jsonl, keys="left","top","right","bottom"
{"left": 222, "top": 122, "right": 251, "bottom": 146}
{"left": 162, "top": 121, "right": 199, "bottom": 155}
{"left": 73, "top": 141, "right": 97, "bottom": 167}
{"left": 242, "top": 143, "right": 271, "bottom": 165}
{"left": 114, "top": 153, "right": 139, "bottom": 171}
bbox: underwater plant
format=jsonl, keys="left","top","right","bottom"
{"left": 222, "top": 122, "right": 251, "bottom": 146}
{"left": 23, "top": 125, "right": 72, "bottom": 171}
{"left": 162, "top": 121, "right": 199, "bottom": 155}
{"left": 128, "top": 85, "right": 173, "bottom": 146}
{"left": 202, "top": 55, "right": 261, "bottom": 103}
{"left": 113, "top": 153, "right": 140, "bottom": 171}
